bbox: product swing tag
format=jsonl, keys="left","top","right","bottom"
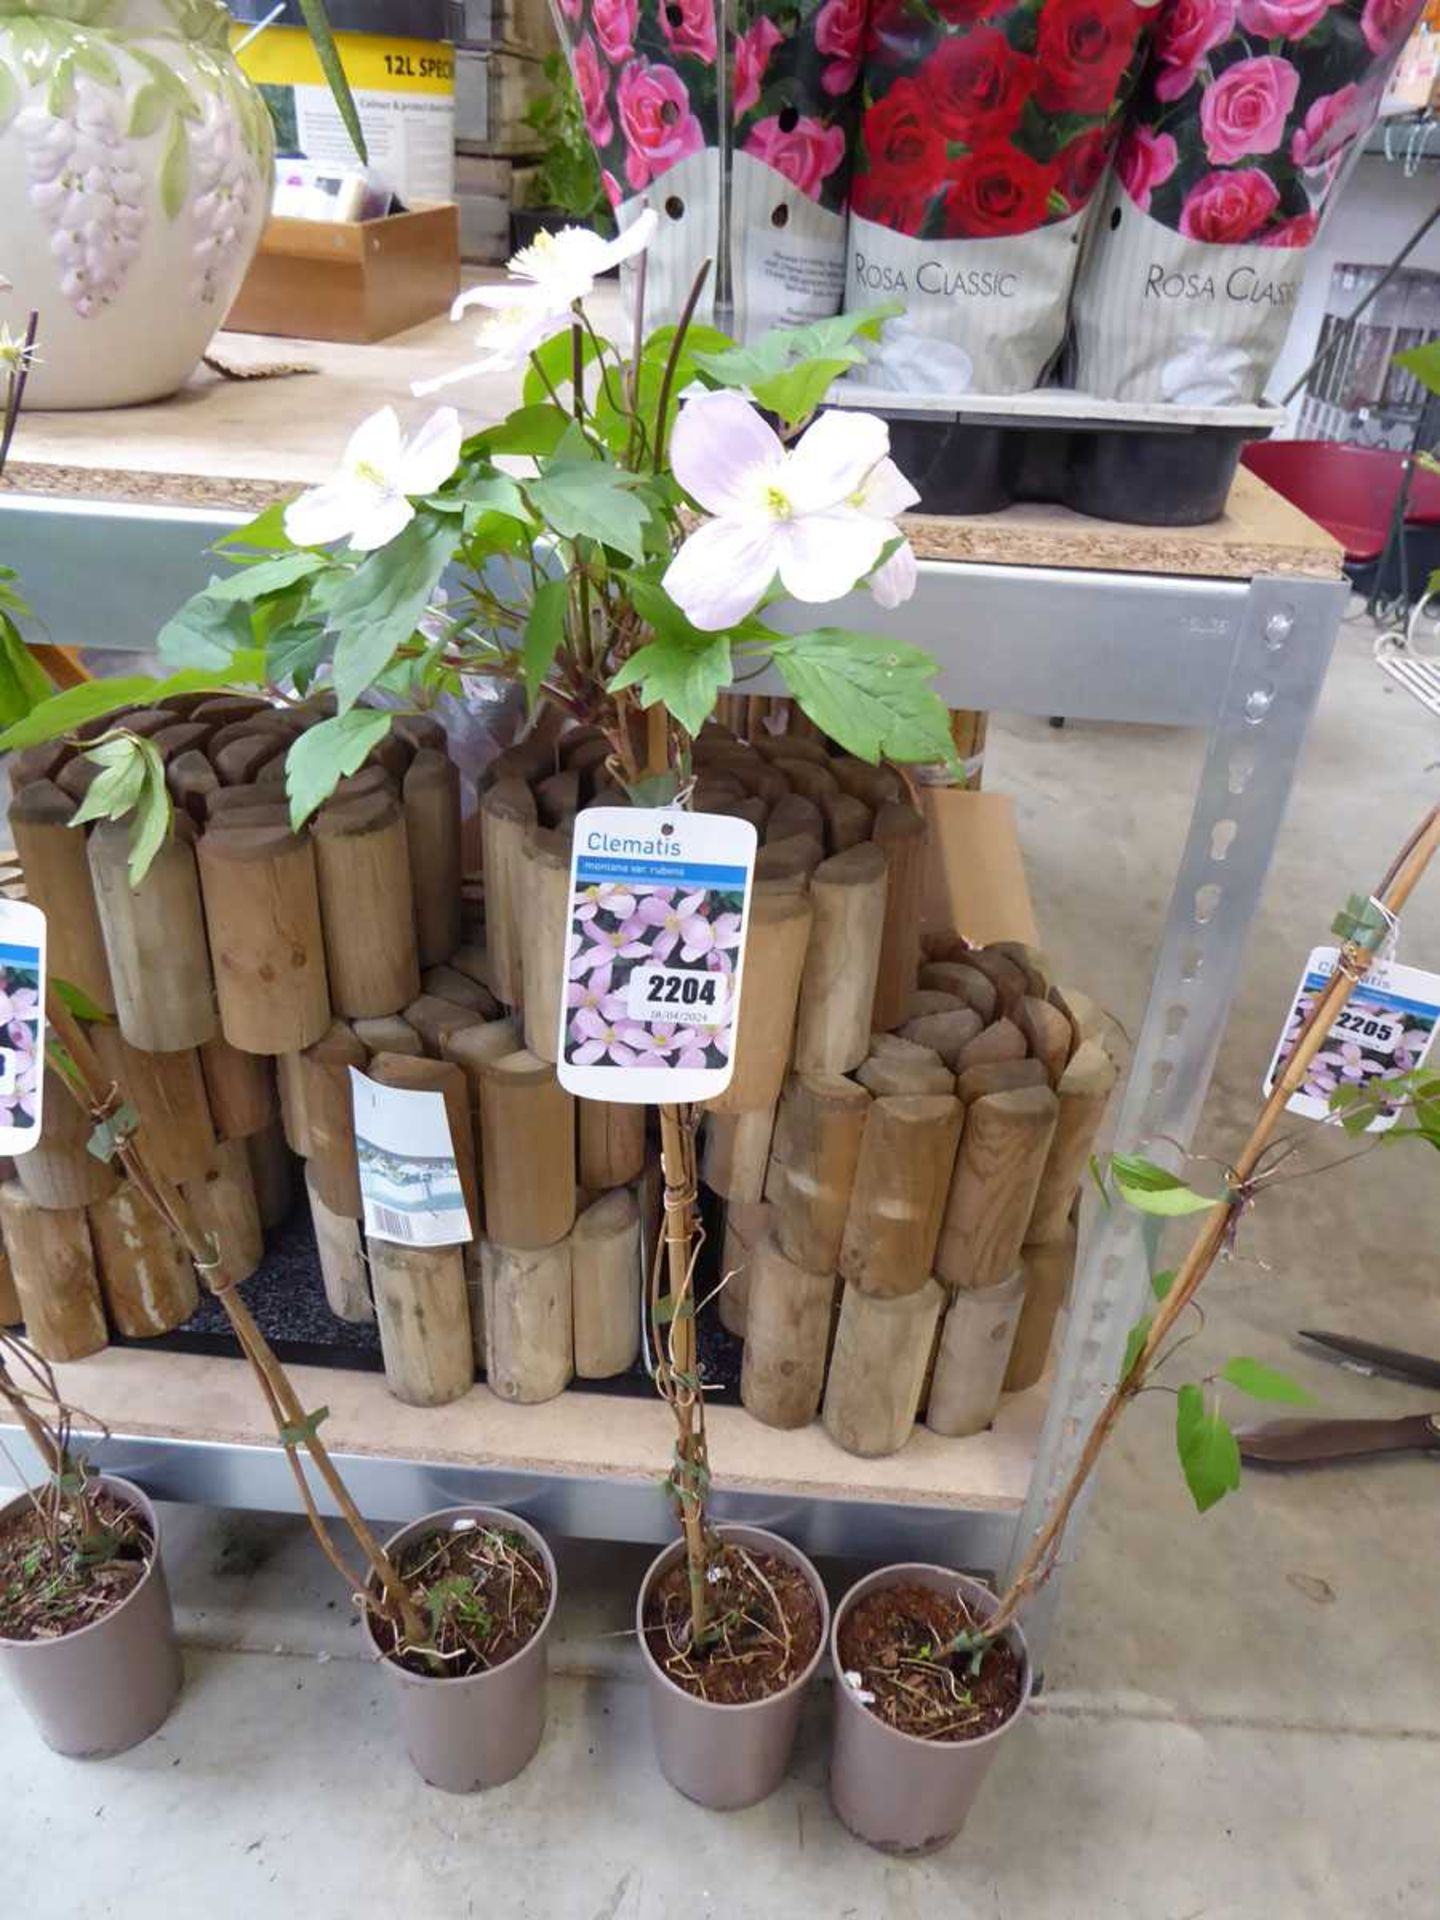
{"left": 556, "top": 807, "right": 758, "bottom": 1105}
{"left": 349, "top": 1068, "right": 473, "bottom": 1246}
{"left": 0, "top": 900, "right": 45, "bottom": 1157}
{"left": 1263, "top": 945, "right": 1440, "bottom": 1132}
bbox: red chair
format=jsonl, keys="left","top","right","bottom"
{"left": 1242, "top": 440, "right": 1440, "bottom": 566}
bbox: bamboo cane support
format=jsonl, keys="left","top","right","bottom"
{"left": 88, "top": 1185, "right": 198, "bottom": 1337}
{"left": 518, "top": 827, "right": 574, "bottom": 1064}
{"left": 793, "top": 844, "right": 888, "bottom": 1073}
{"left": 740, "top": 1230, "right": 833, "bottom": 1429}
{"left": 839, "top": 1094, "right": 963, "bottom": 1298}
{"left": 935, "top": 1086, "right": 1059, "bottom": 1294}
{"left": 88, "top": 1029, "right": 216, "bottom": 1187}
{"left": 14, "top": 1065, "right": 120, "bottom": 1210}
{"left": 89, "top": 818, "right": 216, "bottom": 1050}
{"left": 306, "top": 1170, "right": 373, "bottom": 1323}
{"left": 479, "top": 778, "right": 535, "bottom": 1007}
{"left": 181, "top": 1138, "right": 264, "bottom": 1289}
{"left": 926, "top": 1267, "right": 1027, "bottom": 1438}
{"left": 765, "top": 1072, "right": 871, "bottom": 1275}
{"left": 823, "top": 1276, "right": 945, "bottom": 1457}
{"left": 0, "top": 1183, "right": 106, "bottom": 1360}
{"left": 577, "top": 1096, "right": 646, "bottom": 1190}
{"left": 1005, "top": 1227, "right": 1076, "bottom": 1392}
{"left": 705, "top": 889, "right": 813, "bottom": 1116}
{"left": 313, "top": 792, "right": 420, "bottom": 1017}
{"left": 196, "top": 825, "right": 330, "bottom": 1054}
{"left": 366, "top": 1053, "right": 480, "bottom": 1242}
{"left": 8, "top": 781, "right": 114, "bottom": 1014}
{"left": 402, "top": 749, "right": 464, "bottom": 969}
{"left": 199, "top": 1035, "right": 276, "bottom": 1140}
{"left": 370, "top": 1238, "right": 473, "bottom": 1406}
{"left": 481, "top": 1237, "right": 573, "bottom": 1402}
{"left": 571, "top": 1187, "right": 641, "bottom": 1378}
{"left": 1026, "top": 1041, "right": 1119, "bottom": 1245}
{"left": 870, "top": 803, "right": 926, "bottom": 1033}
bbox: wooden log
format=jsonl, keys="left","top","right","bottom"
{"left": 953, "top": 1016, "right": 1028, "bottom": 1077}
{"left": 370, "top": 1238, "right": 473, "bottom": 1406}
{"left": 754, "top": 731, "right": 829, "bottom": 766}
{"left": 199, "top": 1036, "right": 275, "bottom": 1140}
{"left": 55, "top": 758, "right": 99, "bottom": 804}
{"left": 1006, "top": 1227, "right": 1075, "bottom": 1392}
{"left": 245, "top": 1119, "right": 295, "bottom": 1230}
{"left": 1051, "top": 983, "right": 1104, "bottom": 1047}
{"left": 535, "top": 770, "right": 580, "bottom": 834}
{"left": 481, "top": 1237, "right": 573, "bottom": 1403}
{"left": 9, "top": 781, "right": 114, "bottom": 1014}
{"left": 13, "top": 1065, "right": 120, "bottom": 1210}
{"left": 823, "top": 1277, "right": 945, "bottom": 1458}
{"left": 1026, "top": 1040, "right": 1118, "bottom": 1245}
{"left": 88, "top": 1186, "right": 198, "bottom": 1337}
{"left": 990, "top": 941, "right": 1050, "bottom": 995}
{"left": 919, "top": 962, "right": 997, "bottom": 1022}
{"left": 474, "top": 1049, "right": 572, "bottom": 1247}
{"left": 517, "top": 827, "right": 573, "bottom": 1065}
{"left": 1019, "top": 996, "right": 1074, "bottom": 1086}
{"left": 166, "top": 750, "right": 221, "bottom": 826}
{"left": 935, "top": 1086, "right": 1058, "bottom": 1294}
{"left": 213, "top": 733, "right": 284, "bottom": 788}
{"left": 899, "top": 1007, "right": 984, "bottom": 1068}
{"left": 766, "top": 793, "right": 824, "bottom": 846}
{"left": 393, "top": 713, "right": 448, "bottom": 755}
{"left": 463, "top": 1242, "right": 486, "bottom": 1368}
{"left": 275, "top": 1049, "right": 312, "bottom": 1155}
{"left": 403, "top": 993, "right": 483, "bottom": 1057}
{"left": 196, "top": 826, "right": 330, "bottom": 1055}
{"left": 830, "top": 757, "right": 903, "bottom": 809}
{"left": 956, "top": 1058, "right": 1050, "bottom": 1104}
{"left": 907, "top": 989, "right": 968, "bottom": 1019}
{"left": 479, "top": 778, "right": 535, "bottom": 1007}
{"left": 701, "top": 1105, "right": 775, "bottom": 1204}
{"left": 0, "top": 1236, "right": 19, "bottom": 1326}
{"left": 855, "top": 1048, "right": 954, "bottom": 1097}
{"left": 571, "top": 1187, "right": 641, "bottom": 1378}
{"left": 692, "top": 772, "right": 745, "bottom": 812}
{"left": 191, "top": 694, "right": 270, "bottom": 724}
{"left": 926, "top": 1267, "right": 1027, "bottom": 1438}
{"left": 305, "top": 1171, "right": 374, "bottom": 1322}
{"left": 313, "top": 792, "right": 420, "bottom": 1018}
{"left": 298, "top": 1022, "right": 367, "bottom": 1217}
{"left": 793, "top": 844, "right": 888, "bottom": 1074}
{"left": 9, "top": 743, "right": 71, "bottom": 790}
{"left": 330, "top": 766, "right": 396, "bottom": 807}
{"left": 353, "top": 1014, "right": 425, "bottom": 1058}
{"left": 447, "top": 945, "right": 498, "bottom": 993}
{"left": 401, "top": 749, "right": 464, "bottom": 971}
{"left": 823, "top": 791, "right": 873, "bottom": 854}
{"left": 577, "top": 1097, "right": 646, "bottom": 1191}
{"left": 740, "top": 1231, "right": 833, "bottom": 1429}
{"left": 150, "top": 721, "right": 214, "bottom": 764}
{"left": 870, "top": 803, "right": 926, "bottom": 1032}
{"left": 706, "top": 889, "right": 813, "bottom": 1116}
{"left": 839, "top": 1094, "right": 962, "bottom": 1299}
{"left": 765, "top": 1073, "right": 870, "bottom": 1276}
{"left": 89, "top": 818, "right": 216, "bottom": 1050}
{"left": 422, "top": 966, "right": 498, "bottom": 1016}
{"left": 367, "top": 1053, "right": 480, "bottom": 1241}
{"left": 88, "top": 1029, "right": 216, "bottom": 1186}
{"left": 0, "top": 1183, "right": 106, "bottom": 1360}
{"left": 772, "top": 758, "right": 838, "bottom": 806}
{"left": 718, "top": 1198, "right": 772, "bottom": 1338}
{"left": 182, "top": 1138, "right": 264, "bottom": 1289}
{"left": 719, "top": 795, "right": 769, "bottom": 835}
{"left": 958, "top": 948, "right": 1027, "bottom": 1019}
{"left": 754, "top": 833, "right": 825, "bottom": 887}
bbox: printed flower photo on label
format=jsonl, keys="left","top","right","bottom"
{"left": 0, "top": 963, "right": 41, "bottom": 1128}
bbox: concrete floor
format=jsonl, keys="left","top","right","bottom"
{"left": 4, "top": 605, "right": 1440, "bottom": 1917}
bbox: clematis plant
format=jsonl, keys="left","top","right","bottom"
{"left": 0, "top": 221, "right": 950, "bottom": 1658}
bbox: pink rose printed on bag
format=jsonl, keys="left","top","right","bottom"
{"left": 1071, "top": 0, "right": 1425, "bottom": 402}
{"left": 550, "top": 0, "right": 864, "bottom": 337}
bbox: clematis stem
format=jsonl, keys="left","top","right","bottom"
{"left": 652, "top": 258, "right": 712, "bottom": 476}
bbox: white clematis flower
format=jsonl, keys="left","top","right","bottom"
{"left": 853, "top": 454, "right": 920, "bottom": 611}
{"left": 414, "top": 211, "right": 659, "bottom": 397}
{"left": 662, "top": 391, "right": 916, "bottom": 631}
{"left": 284, "top": 405, "right": 462, "bottom": 553}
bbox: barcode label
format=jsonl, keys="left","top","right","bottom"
{"left": 367, "top": 1203, "right": 414, "bottom": 1241}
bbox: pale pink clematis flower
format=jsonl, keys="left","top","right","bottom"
{"left": 680, "top": 911, "right": 741, "bottom": 962}
{"left": 621, "top": 1023, "right": 684, "bottom": 1061}
{"left": 674, "top": 1023, "right": 732, "bottom": 1070}
{"left": 567, "top": 960, "right": 627, "bottom": 1023}
{"left": 570, "top": 1007, "right": 640, "bottom": 1066}
{"left": 571, "top": 917, "right": 651, "bottom": 973}
{"left": 575, "top": 881, "right": 638, "bottom": 923}
{"left": 662, "top": 392, "right": 917, "bottom": 630}
{"left": 637, "top": 888, "right": 706, "bottom": 961}
{"left": 284, "top": 406, "right": 462, "bottom": 552}
{"left": 852, "top": 453, "right": 920, "bottom": 609}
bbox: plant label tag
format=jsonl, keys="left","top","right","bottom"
{"left": 349, "top": 1068, "right": 473, "bottom": 1246}
{"left": 556, "top": 807, "right": 758, "bottom": 1105}
{"left": 1263, "top": 945, "right": 1440, "bottom": 1131}
{"left": 0, "top": 900, "right": 45, "bottom": 1157}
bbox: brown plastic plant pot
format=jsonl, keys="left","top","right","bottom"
{"left": 0, "top": 1476, "right": 182, "bottom": 1759}
{"left": 363, "top": 1504, "right": 558, "bottom": 1793}
{"left": 637, "top": 1522, "right": 830, "bottom": 1811}
{"left": 828, "top": 1565, "right": 1031, "bottom": 1854}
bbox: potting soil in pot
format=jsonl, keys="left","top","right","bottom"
{"left": 643, "top": 1540, "right": 823, "bottom": 1703}
{"left": 0, "top": 1487, "right": 153, "bottom": 1643}
{"left": 1069, "top": 0, "right": 1426, "bottom": 403}
{"left": 368, "top": 1519, "right": 551, "bottom": 1676}
{"left": 838, "top": 1584, "right": 1024, "bottom": 1740}
{"left": 846, "top": 0, "right": 1155, "bottom": 392}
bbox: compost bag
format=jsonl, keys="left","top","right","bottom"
{"left": 551, "top": 0, "right": 864, "bottom": 336}
{"left": 845, "top": 0, "right": 1156, "bottom": 392}
{"left": 1070, "top": 0, "right": 1426, "bottom": 402}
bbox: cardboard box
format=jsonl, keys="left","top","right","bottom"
{"left": 224, "top": 202, "right": 461, "bottom": 344}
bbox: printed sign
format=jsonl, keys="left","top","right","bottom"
{"left": 349, "top": 1068, "right": 472, "bottom": 1246}
{"left": 0, "top": 900, "right": 45, "bottom": 1158}
{"left": 556, "top": 807, "right": 758, "bottom": 1104}
{"left": 1264, "top": 945, "right": 1440, "bottom": 1132}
